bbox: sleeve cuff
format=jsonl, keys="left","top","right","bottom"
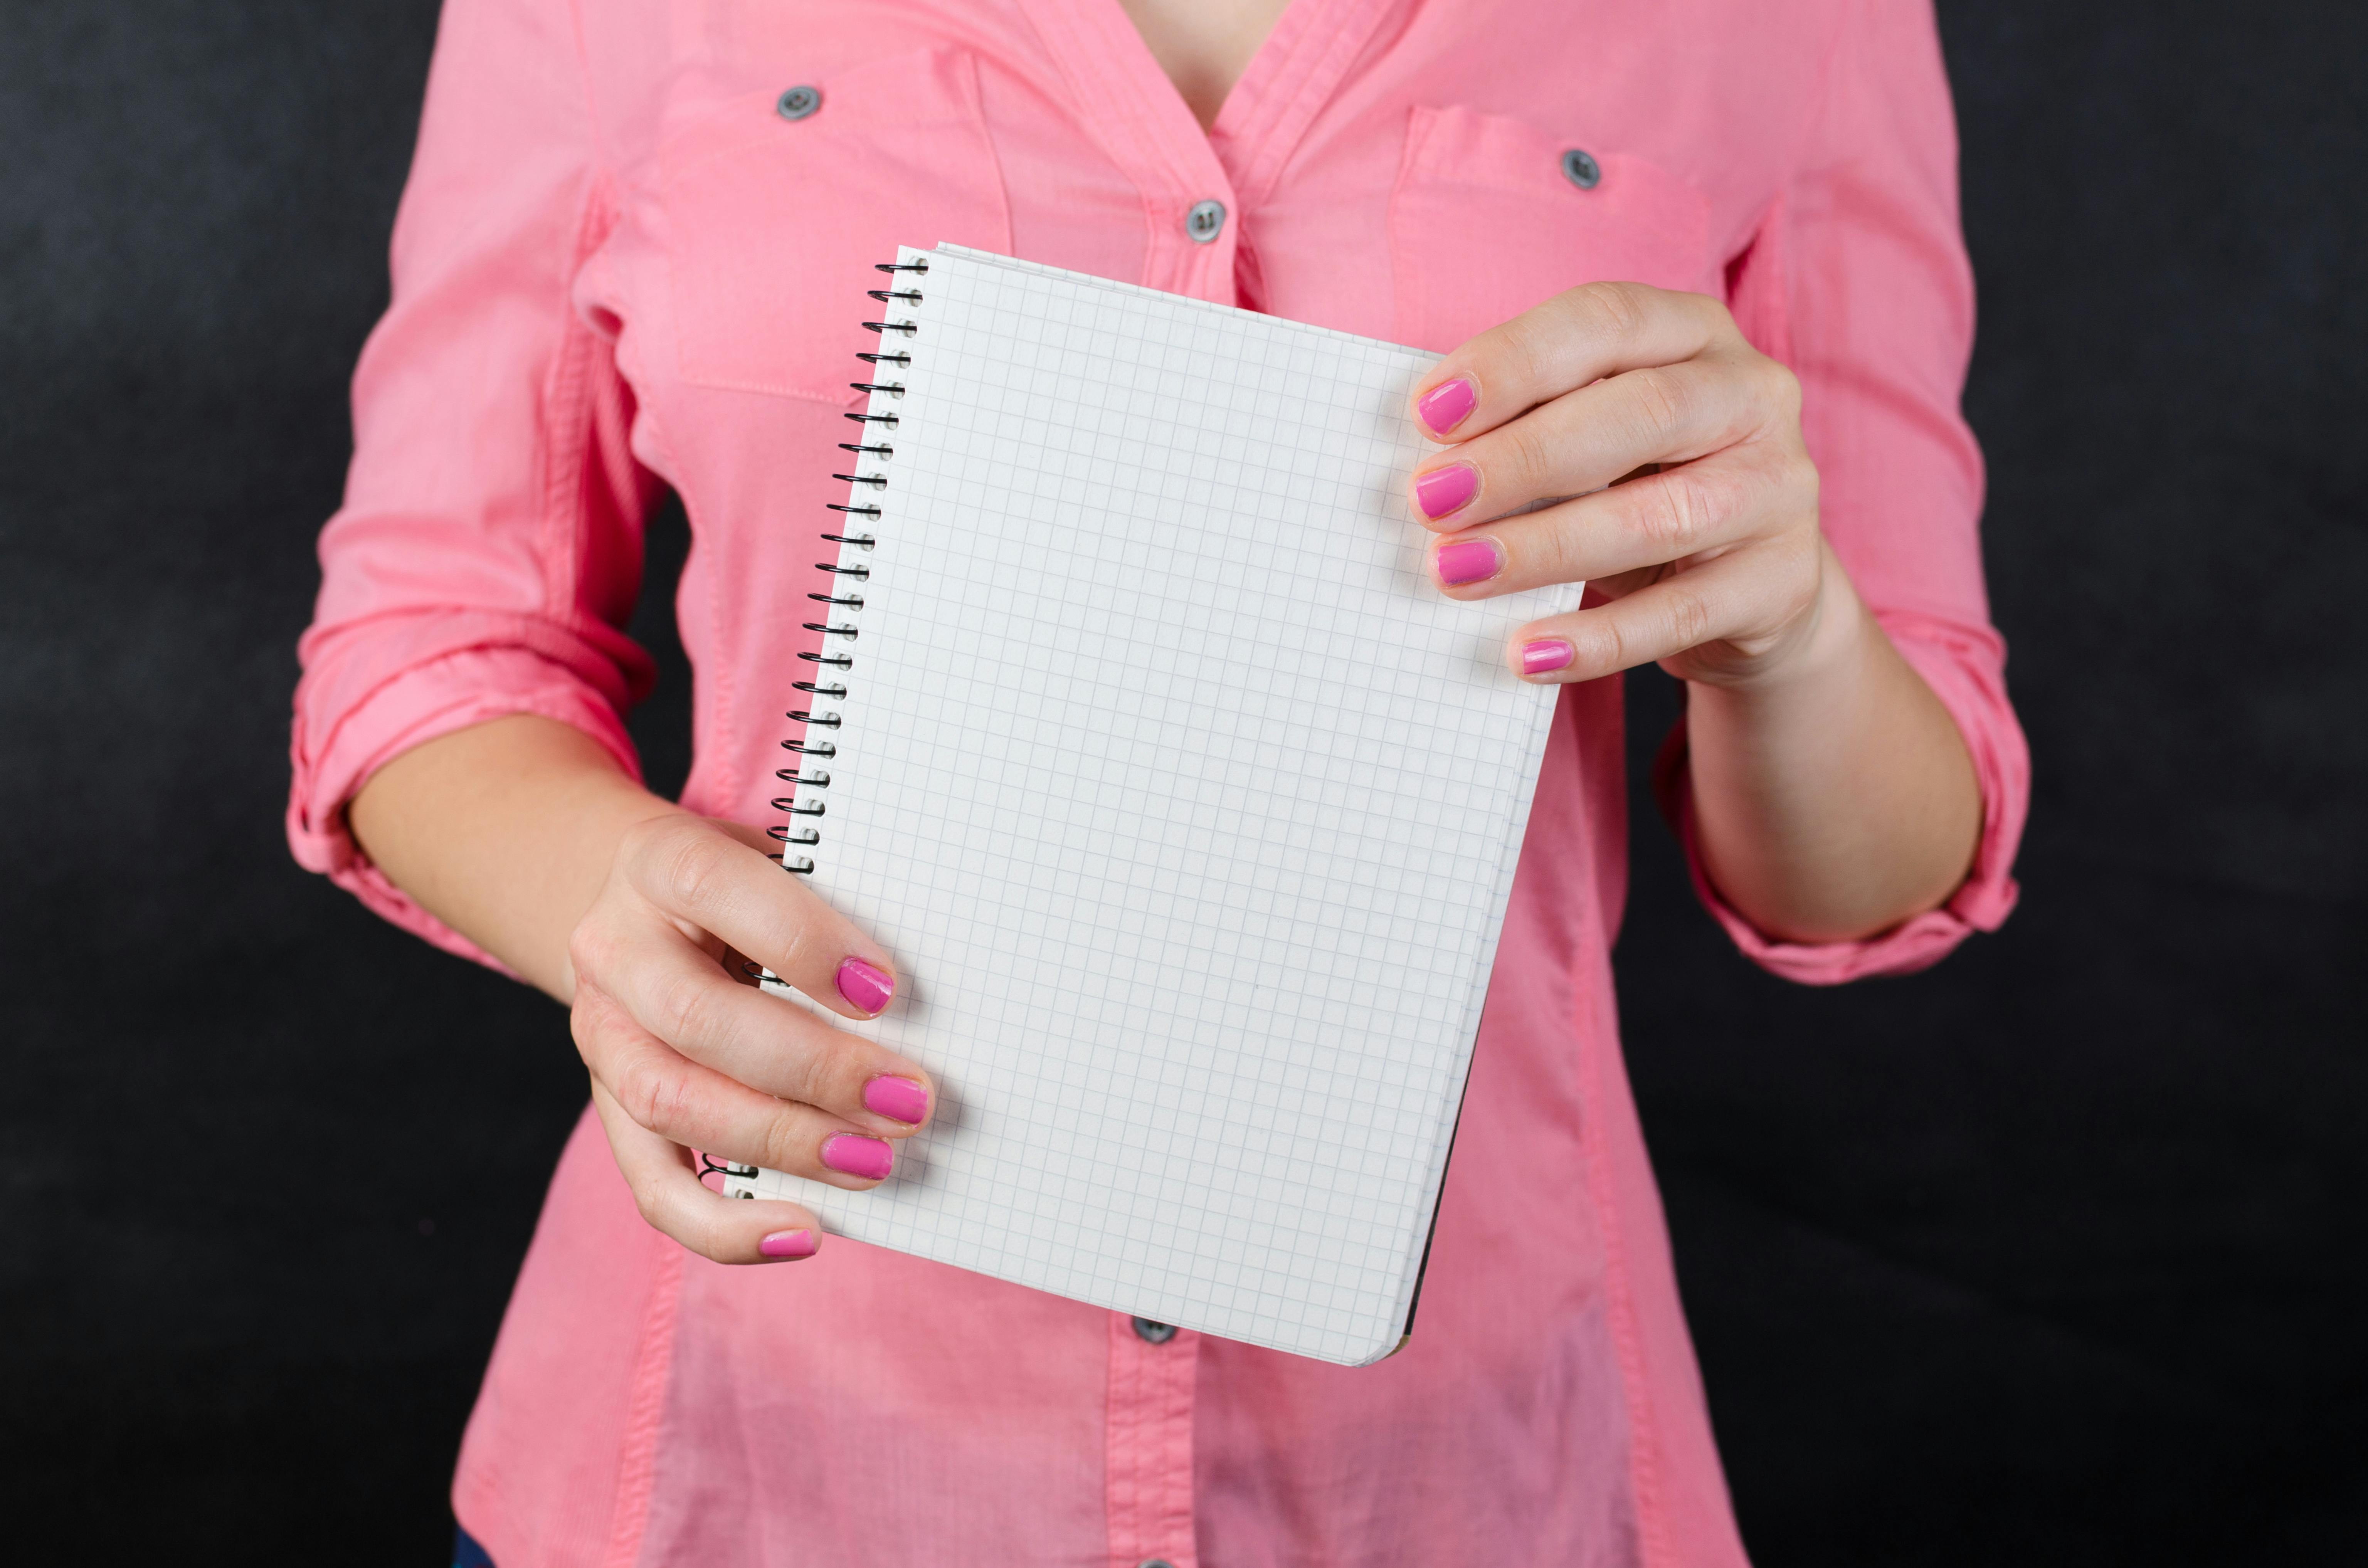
{"left": 1651, "top": 608, "right": 2028, "bottom": 985}
{"left": 288, "top": 639, "right": 644, "bottom": 974}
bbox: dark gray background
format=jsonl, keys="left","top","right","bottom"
{"left": 2, "top": 2, "right": 2361, "bottom": 1561}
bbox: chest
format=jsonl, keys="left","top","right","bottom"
{"left": 588, "top": 0, "right": 1817, "bottom": 413}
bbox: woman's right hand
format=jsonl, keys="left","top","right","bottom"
{"left": 568, "top": 812, "right": 935, "bottom": 1265}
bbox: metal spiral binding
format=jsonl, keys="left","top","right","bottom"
{"left": 768, "top": 255, "right": 927, "bottom": 879}
{"left": 699, "top": 1151, "right": 760, "bottom": 1198}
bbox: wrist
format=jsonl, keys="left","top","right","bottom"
{"left": 1687, "top": 534, "right": 1872, "bottom": 702}
{"left": 1678, "top": 538, "right": 1982, "bottom": 941}
{"left": 351, "top": 714, "right": 681, "bottom": 999}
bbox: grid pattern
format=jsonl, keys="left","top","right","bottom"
{"left": 730, "top": 245, "right": 1579, "bottom": 1365}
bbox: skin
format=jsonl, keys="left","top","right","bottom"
{"left": 1410, "top": 283, "right": 1980, "bottom": 944}
{"left": 1117, "top": 0, "right": 1294, "bottom": 129}
{"left": 348, "top": 11, "right": 1980, "bottom": 1267}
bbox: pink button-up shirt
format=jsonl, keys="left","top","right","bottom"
{"left": 290, "top": 2, "right": 2027, "bottom": 1562}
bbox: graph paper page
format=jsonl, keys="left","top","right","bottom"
{"left": 729, "top": 245, "right": 1578, "bottom": 1365}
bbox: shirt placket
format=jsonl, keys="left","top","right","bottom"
{"left": 1014, "top": 0, "right": 1246, "bottom": 306}
{"left": 1008, "top": 5, "right": 1399, "bottom": 1565}
{"left": 1105, "top": 1311, "right": 1201, "bottom": 1568}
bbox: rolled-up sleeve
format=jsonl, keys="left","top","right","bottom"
{"left": 1662, "top": 0, "right": 2030, "bottom": 984}
{"left": 288, "top": 0, "right": 654, "bottom": 966}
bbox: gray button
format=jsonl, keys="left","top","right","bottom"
{"left": 1132, "top": 1316, "right": 1178, "bottom": 1344}
{"left": 777, "top": 84, "right": 822, "bottom": 121}
{"left": 1561, "top": 148, "right": 1601, "bottom": 189}
{"left": 1185, "top": 199, "right": 1226, "bottom": 243}
{"left": 1139, "top": 1560, "right": 1179, "bottom": 1568}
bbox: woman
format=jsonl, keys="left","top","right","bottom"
{"left": 291, "top": 0, "right": 2026, "bottom": 1562}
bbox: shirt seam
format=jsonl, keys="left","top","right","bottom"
{"left": 1006, "top": 0, "right": 1189, "bottom": 272}
{"left": 1794, "top": 0, "right": 1862, "bottom": 183}
{"left": 533, "top": 0, "right": 614, "bottom": 630}
{"left": 600, "top": 1241, "right": 683, "bottom": 1568}
{"left": 1574, "top": 877, "right": 1676, "bottom": 1565}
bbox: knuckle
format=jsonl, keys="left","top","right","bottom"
{"left": 567, "top": 916, "right": 619, "bottom": 988}
{"left": 652, "top": 967, "right": 730, "bottom": 1053}
{"left": 1625, "top": 366, "right": 1692, "bottom": 446}
{"left": 1498, "top": 419, "right": 1558, "bottom": 492}
{"left": 1737, "top": 356, "right": 1801, "bottom": 432}
{"left": 1594, "top": 612, "right": 1637, "bottom": 674}
{"left": 757, "top": 1106, "right": 821, "bottom": 1174}
{"left": 1639, "top": 468, "right": 1715, "bottom": 553}
{"left": 616, "top": 812, "right": 684, "bottom": 874}
{"left": 1499, "top": 313, "right": 1557, "bottom": 391}
{"left": 763, "top": 907, "right": 819, "bottom": 979}
{"left": 611, "top": 1054, "right": 690, "bottom": 1138}
{"left": 1578, "top": 281, "right": 1648, "bottom": 342}
{"left": 626, "top": 1169, "right": 673, "bottom": 1228}
{"left": 569, "top": 984, "right": 632, "bottom": 1068}
{"left": 1532, "top": 508, "right": 1589, "bottom": 586}
{"left": 568, "top": 992, "right": 604, "bottom": 1059}
{"left": 655, "top": 829, "right": 734, "bottom": 915}
{"left": 779, "top": 1027, "right": 856, "bottom": 1109}
{"left": 1662, "top": 584, "right": 1715, "bottom": 650}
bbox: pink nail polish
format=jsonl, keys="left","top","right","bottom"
{"left": 1417, "top": 377, "right": 1477, "bottom": 435}
{"left": 862, "top": 1074, "right": 929, "bottom": 1124}
{"left": 759, "top": 1228, "right": 817, "bottom": 1259}
{"left": 1414, "top": 463, "right": 1479, "bottom": 520}
{"left": 1521, "top": 639, "right": 1576, "bottom": 676}
{"left": 1435, "top": 539, "right": 1500, "bottom": 587}
{"left": 836, "top": 956, "right": 894, "bottom": 1015}
{"left": 821, "top": 1134, "right": 895, "bottom": 1180}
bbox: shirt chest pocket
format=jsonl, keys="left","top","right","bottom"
{"left": 658, "top": 47, "right": 1012, "bottom": 401}
{"left": 1388, "top": 104, "right": 1714, "bottom": 355}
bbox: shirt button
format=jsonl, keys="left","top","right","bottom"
{"left": 1184, "top": 199, "right": 1226, "bottom": 243}
{"left": 1561, "top": 148, "right": 1601, "bottom": 189}
{"left": 1132, "top": 1316, "right": 1178, "bottom": 1344}
{"left": 776, "top": 84, "right": 822, "bottom": 121}
{"left": 1139, "top": 1560, "right": 1180, "bottom": 1568}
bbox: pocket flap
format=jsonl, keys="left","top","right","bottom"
{"left": 660, "top": 47, "right": 1013, "bottom": 400}
{"left": 1390, "top": 104, "right": 1713, "bottom": 354}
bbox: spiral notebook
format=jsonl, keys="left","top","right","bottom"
{"left": 722, "top": 245, "right": 1577, "bottom": 1365}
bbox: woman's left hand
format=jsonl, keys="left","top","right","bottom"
{"left": 1407, "top": 281, "right": 1833, "bottom": 689}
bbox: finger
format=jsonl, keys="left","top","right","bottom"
{"left": 1428, "top": 444, "right": 1802, "bottom": 598}
{"left": 591, "top": 1078, "right": 826, "bottom": 1264}
{"left": 582, "top": 906, "right": 935, "bottom": 1134}
{"left": 1504, "top": 541, "right": 1817, "bottom": 684}
{"left": 1408, "top": 281, "right": 1734, "bottom": 442}
{"left": 619, "top": 814, "right": 899, "bottom": 1021}
{"left": 1410, "top": 354, "right": 1783, "bottom": 531}
{"left": 580, "top": 984, "right": 907, "bottom": 1187}
{"left": 592, "top": 909, "right": 933, "bottom": 1132}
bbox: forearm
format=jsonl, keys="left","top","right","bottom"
{"left": 1684, "top": 542, "right": 1981, "bottom": 944}
{"left": 346, "top": 715, "right": 686, "bottom": 1000}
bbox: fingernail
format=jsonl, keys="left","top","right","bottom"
{"left": 1417, "top": 377, "right": 1477, "bottom": 435}
{"left": 836, "top": 956, "right": 894, "bottom": 1015}
{"left": 1435, "top": 539, "right": 1501, "bottom": 587}
{"left": 759, "top": 1228, "right": 817, "bottom": 1259}
{"left": 821, "top": 1134, "right": 895, "bottom": 1180}
{"left": 1414, "top": 463, "right": 1479, "bottom": 520}
{"left": 1521, "top": 639, "right": 1576, "bottom": 676}
{"left": 862, "top": 1074, "right": 930, "bottom": 1125}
